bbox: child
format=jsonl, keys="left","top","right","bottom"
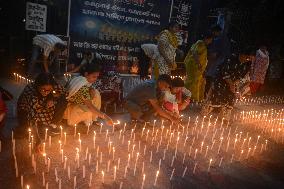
{"left": 161, "top": 77, "right": 192, "bottom": 114}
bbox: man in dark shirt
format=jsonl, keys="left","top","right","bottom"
{"left": 125, "top": 74, "right": 180, "bottom": 123}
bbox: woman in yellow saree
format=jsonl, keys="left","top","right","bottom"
{"left": 184, "top": 33, "right": 213, "bottom": 102}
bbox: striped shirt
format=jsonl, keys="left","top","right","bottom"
{"left": 33, "top": 34, "right": 64, "bottom": 57}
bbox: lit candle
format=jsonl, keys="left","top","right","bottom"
{"left": 87, "top": 123, "right": 90, "bottom": 135}
{"left": 64, "top": 156, "right": 67, "bottom": 169}
{"left": 117, "top": 158, "right": 120, "bottom": 170}
{"left": 182, "top": 166, "right": 188, "bottom": 178}
{"left": 141, "top": 174, "right": 146, "bottom": 189}
{"left": 83, "top": 165, "right": 85, "bottom": 178}
{"left": 154, "top": 170, "right": 159, "bottom": 186}
{"left": 42, "top": 172, "right": 45, "bottom": 186}
{"left": 79, "top": 139, "right": 82, "bottom": 152}
{"left": 29, "top": 143, "right": 31, "bottom": 157}
{"left": 64, "top": 132, "right": 67, "bottom": 145}
{"left": 74, "top": 124, "right": 77, "bottom": 137}
{"left": 74, "top": 176, "right": 77, "bottom": 188}
{"left": 48, "top": 136, "right": 51, "bottom": 147}
{"left": 47, "top": 158, "right": 51, "bottom": 172}
{"left": 114, "top": 166, "right": 117, "bottom": 181}
{"left": 100, "top": 123, "right": 103, "bottom": 134}
{"left": 207, "top": 158, "right": 213, "bottom": 172}
{"left": 89, "top": 173, "right": 93, "bottom": 187}
{"left": 21, "top": 175, "right": 23, "bottom": 188}
{"left": 170, "top": 168, "right": 175, "bottom": 180}
{"left": 43, "top": 153, "right": 47, "bottom": 165}
{"left": 193, "top": 163, "right": 198, "bottom": 174}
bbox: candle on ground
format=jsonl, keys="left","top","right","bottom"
{"left": 207, "top": 158, "right": 213, "bottom": 172}
{"left": 154, "top": 170, "right": 159, "bottom": 186}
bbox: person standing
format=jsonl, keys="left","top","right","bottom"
{"left": 250, "top": 45, "right": 270, "bottom": 94}
{"left": 184, "top": 33, "right": 213, "bottom": 102}
{"left": 28, "top": 34, "right": 66, "bottom": 76}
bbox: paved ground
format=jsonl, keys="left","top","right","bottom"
{"left": 1, "top": 77, "right": 284, "bottom": 189}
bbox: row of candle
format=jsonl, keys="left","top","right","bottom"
{"left": 14, "top": 110, "right": 273, "bottom": 189}
{"left": 13, "top": 73, "right": 33, "bottom": 84}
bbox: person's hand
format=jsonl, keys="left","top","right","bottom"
{"left": 46, "top": 100, "right": 55, "bottom": 108}
{"left": 104, "top": 115, "right": 114, "bottom": 125}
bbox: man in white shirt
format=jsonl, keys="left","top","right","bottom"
{"left": 28, "top": 34, "right": 66, "bottom": 75}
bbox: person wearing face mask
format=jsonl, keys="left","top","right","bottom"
{"left": 201, "top": 47, "right": 255, "bottom": 121}
{"left": 124, "top": 74, "right": 180, "bottom": 124}
{"left": 17, "top": 73, "right": 67, "bottom": 148}
{"left": 64, "top": 64, "right": 113, "bottom": 126}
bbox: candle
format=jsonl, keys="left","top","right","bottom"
{"left": 193, "top": 163, "right": 198, "bottom": 174}
{"left": 79, "top": 139, "right": 82, "bottom": 152}
{"left": 29, "top": 143, "right": 31, "bottom": 157}
{"left": 170, "top": 168, "right": 175, "bottom": 180}
{"left": 67, "top": 166, "right": 70, "bottom": 180}
{"left": 74, "top": 124, "right": 77, "bottom": 137}
{"left": 182, "top": 166, "right": 188, "bottom": 177}
{"left": 59, "top": 179, "right": 61, "bottom": 189}
{"left": 74, "top": 176, "right": 77, "bottom": 189}
{"left": 43, "top": 153, "right": 47, "bottom": 165}
{"left": 87, "top": 123, "right": 90, "bottom": 135}
{"left": 150, "top": 151, "right": 152, "bottom": 163}
{"left": 100, "top": 123, "right": 103, "bottom": 133}
{"left": 194, "top": 149, "right": 198, "bottom": 159}
{"left": 207, "top": 158, "right": 213, "bottom": 172}
{"left": 88, "top": 154, "right": 91, "bottom": 165}
{"left": 112, "top": 147, "right": 115, "bottom": 160}
{"left": 64, "top": 156, "right": 67, "bottom": 170}
{"left": 119, "top": 182, "right": 123, "bottom": 189}
{"left": 83, "top": 165, "right": 86, "bottom": 178}
{"left": 26, "top": 185, "right": 30, "bottom": 189}
{"left": 114, "top": 166, "right": 117, "bottom": 181}
{"left": 246, "top": 148, "right": 251, "bottom": 158}
{"left": 60, "top": 126, "right": 63, "bottom": 138}
{"left": 47, "top": 158, "right": 51, "bottom": 172}
{"left": 105, "top": 130, "right": 109, "bottom": 141}
{"left": 21, "top": 175, "right": 23, "bottom": 188}
{"left": 219, "top": 157, "right": 223, "bottom": 167}
{"left": 42, "top": 172, "right": 45, "bottom": 186}
{"left": 134, "top": 153, "right": 139, "bottom": 175}
{"left": 89, "top": 173, "right": 93, "bottom": 187}
{"left": 48, "top": 136, "right": 51, "bottom": 147}
{"left": 96, "top": 160, "right": 99, "bottom": 174}
{"left": 61, "top": 149, "right": 64, "bottom": 163}
{"left": 107, "top": 160, "right": 111, "bottom": 172}
{"left": 205, "top": 146, "right": 209, "bottom": 157}
{"left": 124, "top": 165, "right": 128, "bottom": 178}
{"left": 64, "top": 132, "right": 67, "bottom": 145}
{"left": 171, "top": 155, "right": 175, "bottom": 167}
{"left": 85, "top": 147, "right": 89, "bottom": 160}
{"left": 139, "top": 174, "right": 146, "bottom": 189}
{"left": 127, "top": 153, "right": 130, "bottom": 167}
{"left": 154, "top": 170, "right": 159, "bottom": 186}
{"left": 142, "top": 161, "right": 145, "bottom": 174}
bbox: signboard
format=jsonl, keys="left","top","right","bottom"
{"left": 68, "top": 0, "right": 172, "bottom": 69}
{"left": 25, "top": 2, "right": 47, "bottom": 32}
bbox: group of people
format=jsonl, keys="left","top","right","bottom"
{"left": 1, "top": 21, "right": 270, "bottom": 151}
{"left": 139, "top": 22, "right": 270, "bottom": 121}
